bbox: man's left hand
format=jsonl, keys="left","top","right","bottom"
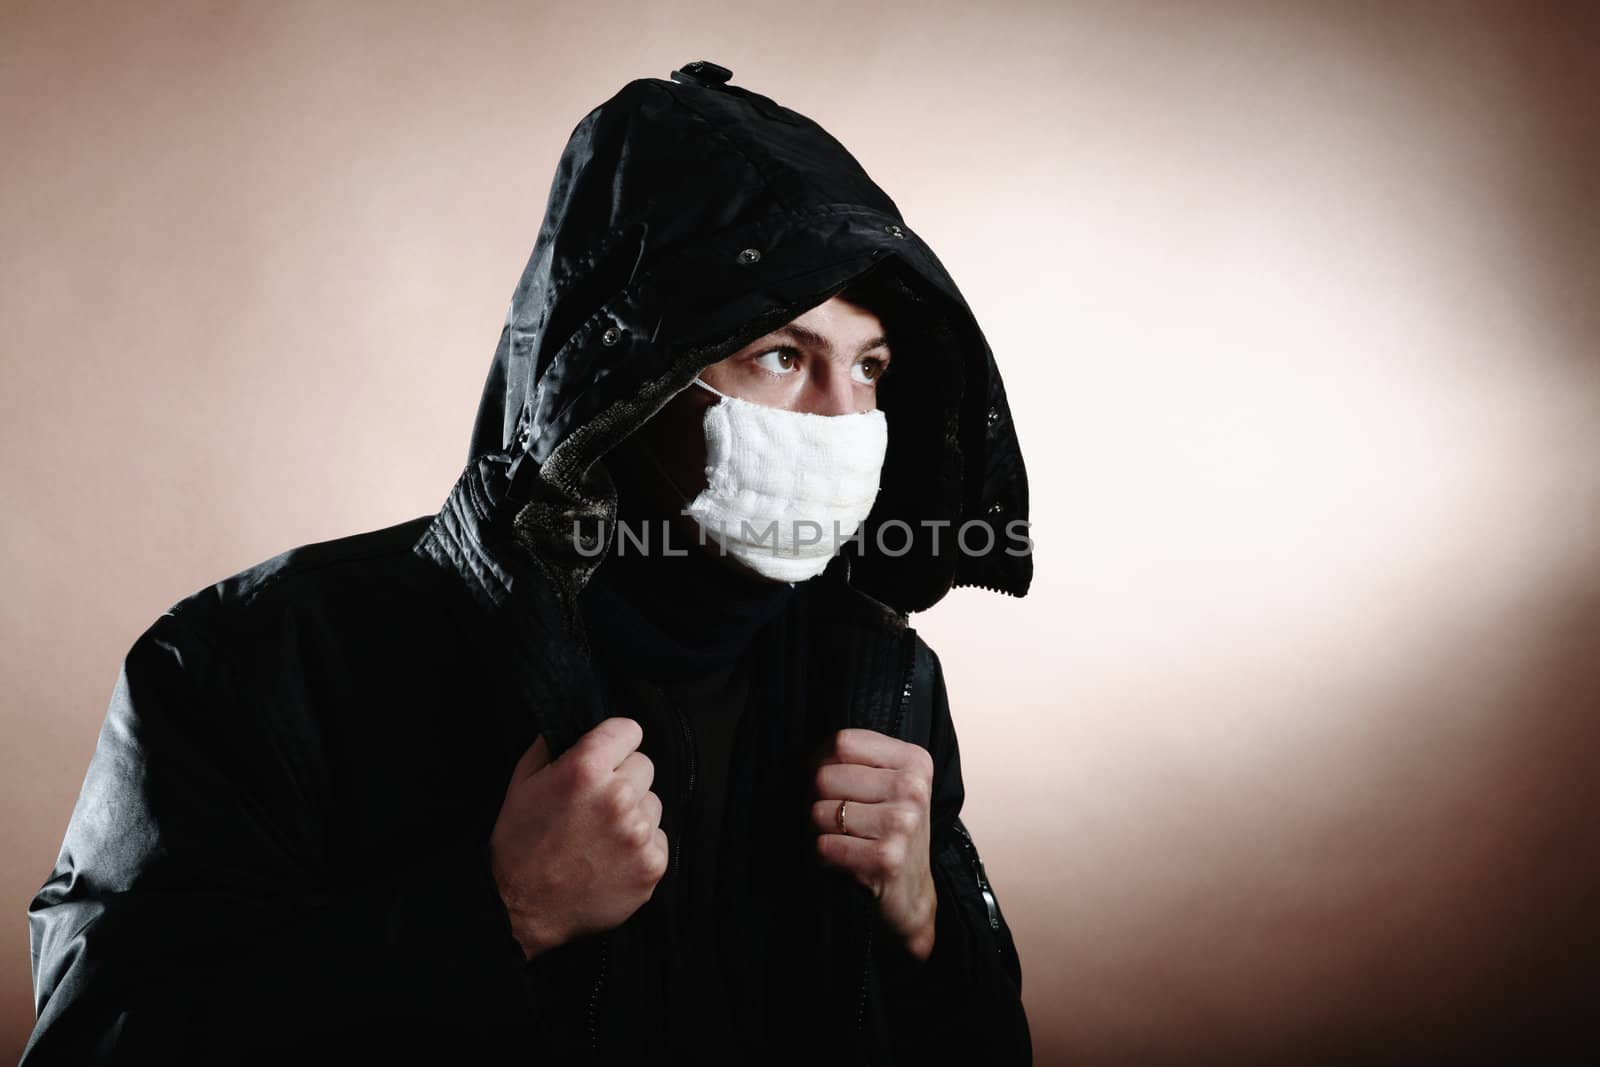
{"left": 810, "top": 728, "right": 937, "bottom": 961}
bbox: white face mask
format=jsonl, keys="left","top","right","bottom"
{"left": 667, "top": 376, "right": 889, "bottom": 583}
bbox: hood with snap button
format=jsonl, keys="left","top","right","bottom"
{"left": 466, "top": 59, "right": 1031, "bottom": 615}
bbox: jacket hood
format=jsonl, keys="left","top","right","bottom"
{"left": 466, "top": 60, "right": 1031, "bottom": 615}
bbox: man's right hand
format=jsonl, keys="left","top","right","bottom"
{"left": 489, "top": 717, "right": 668, "bottom": 960}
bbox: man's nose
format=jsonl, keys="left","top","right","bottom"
{"left": 800, "top": 362, "right": 865, "bottom": 416}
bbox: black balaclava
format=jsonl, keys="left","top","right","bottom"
{"left": 576, "top": 430, "right": 797, "bottom": 685}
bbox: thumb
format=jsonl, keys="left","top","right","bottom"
{"left": 513, "top": 733, "right": 553, "bottom": 781}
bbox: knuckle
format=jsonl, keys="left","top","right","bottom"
{"left": 603, "top": 783, "right": 633, "bottom": 821}
{"left": 649, "top": 832, "right": 670, "bottom": 877}
{"left": 896, "top": 767, "right": 934, "bottom": 799}
{"left": 569, "top": 758, "right": 607, "bottom": 793}
{"left": 905, "top": 772, "right": 931, "bottom": 805}
{"left": 890, "top": 806, "right": 920, "bottom": 838}
{"left": 827, "top": 731, "right": 850, "bottom": 760}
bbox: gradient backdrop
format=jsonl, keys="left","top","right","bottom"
{"left": 3, "top": 2, "right": 1597, "bottom": 1063}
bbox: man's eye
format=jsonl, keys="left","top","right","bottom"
{"left": 753, "top": 348, "right": 799, "bottom": 374}
{"left": 851, "top": 357, "right": 889, "bottom": 385}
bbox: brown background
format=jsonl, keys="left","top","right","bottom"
{"left": 4, "top": 2, "right": 1598, "bottom": 1063}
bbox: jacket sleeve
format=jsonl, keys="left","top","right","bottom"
{"left": 873, "top": 640, "right": 1033, "bottom": 1064}
{"left": 22, "top": 608, "right": 548, "bottom": 1065}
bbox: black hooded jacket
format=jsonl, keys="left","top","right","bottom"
{"left": 23, "top": 60, "right": 1033, "bottom": 1065}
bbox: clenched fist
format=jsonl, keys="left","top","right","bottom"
{"left": 810, "top": 728, "right": 939, "bottom": 961}
{"left": 489, "top": 717, "right": 669, "bottom": 960}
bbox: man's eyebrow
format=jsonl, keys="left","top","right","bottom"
{"left": 769, "top": 323, "right": 891, "bottom": 358}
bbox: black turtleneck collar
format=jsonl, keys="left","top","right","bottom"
{"left": 578, "top": 461, "right": 797, "bottom": 684}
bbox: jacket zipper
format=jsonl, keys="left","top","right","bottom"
{"left": 670, "top": 701, "right": 698, "bottom": 881}
{"left": 587, "top": 936, "right": 608, "bottom": 1059}
{"left": 856, "top": 636, "right": 919, "bottom": 1043}
{"left": 952, "top": 820, "right": 1001, "bottom": 932}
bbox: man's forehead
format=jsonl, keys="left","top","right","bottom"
{"left": 763, "top": 296, "right": 890, "bottom": 352}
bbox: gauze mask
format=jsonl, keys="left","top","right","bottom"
{"left": 671, "top": 376, "right": 889, "bottom": 583}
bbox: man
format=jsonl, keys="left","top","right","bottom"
{"left": 24, "top": 60, "right": 1033, "bottom": 1065}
